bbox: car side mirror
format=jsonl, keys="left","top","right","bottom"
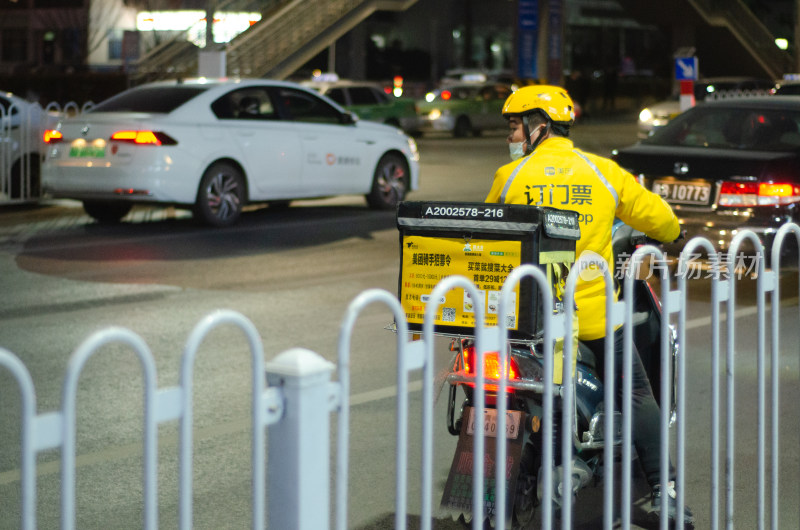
{"left": 341, "top": 111, "right": 357, "bottom": 125}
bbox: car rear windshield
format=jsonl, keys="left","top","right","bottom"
{"left": 89, "top": 86, "right": 209, "bottom": 113}
{"left": 643, "top": 105, "right": 800, "bottom": 152}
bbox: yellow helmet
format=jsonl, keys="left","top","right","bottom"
{"left": 502, "top": 85, "right": 576, "bottom": 125}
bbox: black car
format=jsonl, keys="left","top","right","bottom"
{"left": 615, "top": 96, "right": 800, "bottom": 258}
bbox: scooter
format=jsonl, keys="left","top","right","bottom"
{"left": 439, "top": 222, "right": 678, "bottom": 527}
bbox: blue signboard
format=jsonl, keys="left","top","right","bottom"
{"left": 517, "top": 0, "right": 538, "bottom": 80}
{"left": 547, "top": 0, "right": 562, "bottom": 84}
{"left": 674, "top": 56, "right": 698, "bottom": 81}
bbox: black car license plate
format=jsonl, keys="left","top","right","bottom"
{"left": 653, "top": 179, "right": 712, "bottom": 206}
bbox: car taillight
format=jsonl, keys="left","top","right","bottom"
{"left": 718, "top": 180, "right": 800, "bottom": 206}
{"left": 462, "top": 346, "right": 520, "bottom": 380}
{"left": 110, "top": 130, "right": 177, "bottom": 146}
{"left": 43, "top": 129, "right": 62, "bottom": 143}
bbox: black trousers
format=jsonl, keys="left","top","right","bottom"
{"left": 580, "top": 327, "right": 674, "bottom": 488}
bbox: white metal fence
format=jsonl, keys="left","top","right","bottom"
{"left": 0, "top": 99, "right": 93, "bottom": 204}
{"left": 0, "top": 225, "right": 798, "bottom": 529}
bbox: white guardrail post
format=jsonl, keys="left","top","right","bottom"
{"left": 769, "top": 223, "right": 800, "bottom": 530}
{"left": 265, "top": 348, "right": 337, "bottom": 530}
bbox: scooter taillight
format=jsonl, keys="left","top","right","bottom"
{"left": 462, "top": 346, "right": 520, "bottom": 380}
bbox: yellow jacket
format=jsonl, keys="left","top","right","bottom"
{"left": 486, "top": 136, "right": 680, "bottom": 340}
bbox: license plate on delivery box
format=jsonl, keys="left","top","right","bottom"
{"left": 466, "top": 408, "right": 522, "bottom": 439}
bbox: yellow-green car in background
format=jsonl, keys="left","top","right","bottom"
{"left": 416, "top": 82, "right": 512, "bottom": 137}
{"left": 303, "top": 79, "right": 421, "bottom": 136}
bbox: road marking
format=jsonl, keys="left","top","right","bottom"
{"left": 350, "top": 379, "right": 423, "bottom": 406}
{"left": 0, "top": 300, "right": 796, "bottom": 485}
{"left": 683, "top": 297, "right": 798, "bottom": 330}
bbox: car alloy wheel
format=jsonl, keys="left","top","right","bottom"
{"left": 194, "top": 162, "right": 245, "bottom": 227}
{"left": 366, "top": 153, "right": 408, "bottom": 209}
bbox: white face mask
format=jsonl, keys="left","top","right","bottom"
{"left": 509, "top": 141, "right": 526, "bottom": 161}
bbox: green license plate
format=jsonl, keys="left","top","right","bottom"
{"left": 69, "top": 145, "right": 105, "bottom": 158}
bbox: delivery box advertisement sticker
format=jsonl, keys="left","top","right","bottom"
{"left": 401, "top": 235, "right": 522, "bottom": 328}
{"left": 543, "top": 255, "right": 578, "bottom": 384}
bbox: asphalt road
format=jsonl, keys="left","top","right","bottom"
{"left": 0, "top": 119, "right": 798, "bottom": 529}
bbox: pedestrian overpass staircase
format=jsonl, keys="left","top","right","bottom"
{"left": 617, "top": 0, "right": 793, "bottom": 80}
{"left": 130, "top": 0, "right": 791, "bottom": 85}
{"left": 129, "top": 0, "right": 420, "bottom": 84}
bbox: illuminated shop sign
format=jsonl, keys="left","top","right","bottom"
{"left": 136, "top": 11, "right": 262, "bottom": 45}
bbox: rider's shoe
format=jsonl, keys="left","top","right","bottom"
{"left": 648, "top": 481, "right": 695, "bottom": 527}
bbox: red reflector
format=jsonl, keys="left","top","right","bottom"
{"left": 43, "top": 129, "right": 62, "bottom": 143}
{"left": 114, "top": 188, "right": 151, "bottom": 196}
{"left": 441, "top": 90, "right": 452, "bottom": 100}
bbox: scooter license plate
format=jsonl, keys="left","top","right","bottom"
{"left": 466, "top": 408, "right": 522, "bottom": 440}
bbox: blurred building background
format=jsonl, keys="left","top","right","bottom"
{"left": 0, "top": 0, "right": 794, "bottom": 108}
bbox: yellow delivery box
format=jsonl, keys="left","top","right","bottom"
{"left": 396, "top": 201, "right": 580, "bottom": 342}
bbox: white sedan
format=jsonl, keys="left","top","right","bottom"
{"left": 42, "top": 78, "right": 420, "bottom": 226}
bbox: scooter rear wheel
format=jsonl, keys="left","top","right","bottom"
{"left": 512, "top": 442, "right": 540, "bottom": 528}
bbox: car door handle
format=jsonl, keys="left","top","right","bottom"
{"left": 301, "top": 136, "right": 318, "bottom": 141}
{"left": 237, "top": 131, "right": 255, "bottom": 137}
